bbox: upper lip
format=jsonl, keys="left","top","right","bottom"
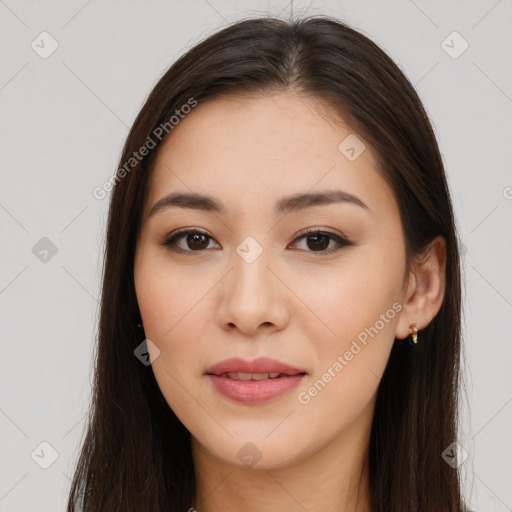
{"left": 206, "top": 357, "right": 307, "bottom": 376}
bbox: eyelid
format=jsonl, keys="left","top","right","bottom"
{"left": 292, "top": 226, "right": 348, "bottom": 242}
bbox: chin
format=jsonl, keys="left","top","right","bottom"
{"left": 192, "top": 427, "right": 311, "bottom": 471}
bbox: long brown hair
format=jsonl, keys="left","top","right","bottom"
{"left": 67, "top": 15, "right": 468, "bottom": 511}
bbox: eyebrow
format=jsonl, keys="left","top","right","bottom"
{"left": 149, "top": 189, "right": 369, "bottom": 217}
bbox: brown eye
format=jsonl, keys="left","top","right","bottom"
{"left": 304, "top": 233, "right": 330, "bottom": 251}
{"left": 290, "top": 229, "right": 352, "bottom": 255}
{"left": 161, "top": 229, "right": 219, "bottom": 254}
{"left": 184, "top": 233, "right": 210, "bottom": 250}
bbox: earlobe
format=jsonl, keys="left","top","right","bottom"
{"left": 394, "top": 236, "right": 447, "bottom": 340}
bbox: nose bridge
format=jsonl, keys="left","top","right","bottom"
{"left": 217, "top": 234, "right": 288, "bottom": 333}
{"left": 230, "top": 235, "right": 274, "bottom": 302}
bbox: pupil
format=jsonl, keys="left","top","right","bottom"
{"left": 188, "top": 233, "right": 208, "bottom": 250}
{"left": 308, "top": 234, "right": 328, "bottom": 251}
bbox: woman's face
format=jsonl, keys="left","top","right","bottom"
{"left": 134, "top": 92, "right": 408, "bottom": 470}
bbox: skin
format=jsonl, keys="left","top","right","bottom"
{"left": 134, "top": 92, "right": 446, "bottom": 512}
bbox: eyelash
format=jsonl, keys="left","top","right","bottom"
{"left": 160, "top": 227, "right": 353, "bottom": 256}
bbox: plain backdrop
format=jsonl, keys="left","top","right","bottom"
{"left": 1, "top": 0, "right": 511, "bottom": 510}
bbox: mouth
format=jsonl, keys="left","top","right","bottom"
{"left": 205, "top": 357, "right": 308, "bottom": 404}
{"left": 211, "top": 371, "right": 306, "bottom": 380}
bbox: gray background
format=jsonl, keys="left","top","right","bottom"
{"left": 1, "top": 0, "right": 511, "bottom": 510}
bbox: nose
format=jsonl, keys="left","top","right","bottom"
{"left": 215, "top": 244, "right": 290, "bottom": 337}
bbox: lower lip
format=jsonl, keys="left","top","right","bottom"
{"left": 207, "top": 374, "right": 306, "bottom": 404}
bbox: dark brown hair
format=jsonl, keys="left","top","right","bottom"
{"left": 67, "top": 15, "right": 468, "bottom": 511}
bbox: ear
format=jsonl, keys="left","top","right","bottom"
{"left": 395, "top": 235, "right": 447, "bottom": 340}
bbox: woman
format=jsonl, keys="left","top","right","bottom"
{"left": 67, "top": 15, "right": 469, "bottom": 511}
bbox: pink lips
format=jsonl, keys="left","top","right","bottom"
{"left": 205, "top": 357, "right": 307, "bottom": 404}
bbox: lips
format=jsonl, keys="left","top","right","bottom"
{"left": 206, "top": 357, "right": 307, "bottom": 378}
{"left": 205, "top": 357, "right": 307, "bottom": 404}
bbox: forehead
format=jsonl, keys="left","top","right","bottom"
{"left": 154, "top": 92, "right": 366, "bottom": 166}
{"left": 146, "top": 92, "right": 393, "bottom": 217}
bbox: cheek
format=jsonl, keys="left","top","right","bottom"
{"left": 135, "top": 247, "right": 210, "bottom": 340}
{"left": 134, "top": 252, "right": 214, "bottom": 405}
{"left": 135, "top": 256, "right": 213, "bottom": 419}
{"left": 311, "top": 262, "right": 400, "bottom": 334}
{"left": 306, "top": 248, "right": 404, "bottom": 376}
{"left": 294, "top": 277, "right": 399, "bottom": 434}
